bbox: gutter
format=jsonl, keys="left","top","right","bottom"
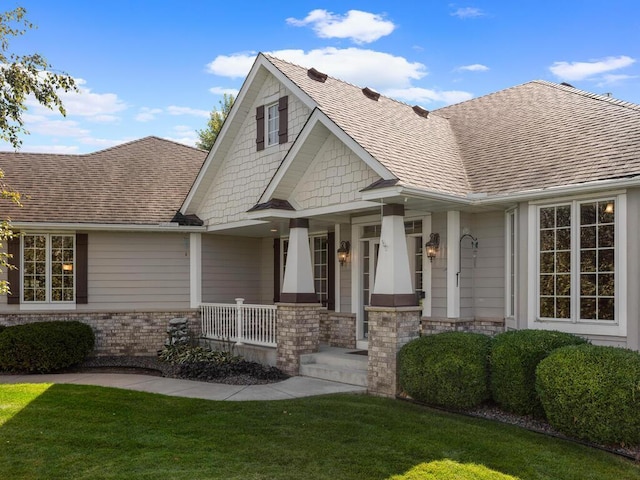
{"left": 8, "top": 221, "right": 207, "bottom": 233}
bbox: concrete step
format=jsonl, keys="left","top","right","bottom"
{"left": 299, "top": 362, "right": 368, "bottom": 387}
{"left": 300, "top": 349, "right": 367, "bottom": 370}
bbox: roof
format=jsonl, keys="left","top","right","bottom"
{"left": 264, "top": 54, "right": 640, "bottom": 197}
{"left": 0, "top": 136, "right": 206, "bottom": 225}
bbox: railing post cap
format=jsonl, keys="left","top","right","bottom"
{"left": 235, "top": 298, "right": 245, "bottom": 304}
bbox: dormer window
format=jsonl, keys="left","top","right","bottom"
{"left": 256, "top": 95, "right": 288, "bottom": 151}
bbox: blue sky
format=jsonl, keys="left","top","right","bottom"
{"left": 4, "top": 0, "right": 640, "bottom": 154}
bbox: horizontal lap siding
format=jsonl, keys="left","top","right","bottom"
{"left": 472, "top": 211, "right": 505, "bottom": 318}
{"left": 83, "top": 232, "right": 191, "bottom": 310}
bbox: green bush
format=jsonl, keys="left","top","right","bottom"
{"left": 390, "top": 460, "right": 518, "bottom": 480}
{"left": 536, "top": 344, "right": 640, "bottom": 446}
{"left": 399, "top": 332, "right": 491, "bottom": 410}
{"left": 490, "top": 329, "right": 587, "bottom": 416}
{"left": 0, "top": 321, "right": 95, "bottom": 373}
{"left": 0, "top": 325, "right": 5, "bottom": 335}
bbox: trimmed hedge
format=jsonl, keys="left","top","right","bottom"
{"left": 490, "top": 329, "right": 587, "bottom": 416}
{"left": 536, "top": 344, "right": 640, "bottom": 445}
{"left": 0, "top": 321, "right": 95, "bottom": 373}
{"left": 390, "top": 460, "right": 518, "bottom": 480}
{"left": 399, "top": 332, "right": 491, "bottom": 410}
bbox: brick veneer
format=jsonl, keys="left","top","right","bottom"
{"left": 319, "top": 310, "right": 357, "bottom": 349}
{"left": 366, "top": 305, "right": 421, "bottom": 397}
{"left": 421, "top": 317, "right": 505, "bottom": 336}
{"left": 276, "top": 303, "right": 320, "bottom": 375}
{"left": 0, "top": 310, "right": 200, "bottom": 356}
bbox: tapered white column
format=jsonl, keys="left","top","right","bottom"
{"left": 447, "top": 210, "right": 460, "bottom": 318}
{"left": 281, "top": 218, "right": 318, "bottom": 303}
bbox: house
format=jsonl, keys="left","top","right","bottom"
{"left": 2, "top": 53, "right": 640, "bottom": 395}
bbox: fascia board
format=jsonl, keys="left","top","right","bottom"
{"left": 10, "top": 222, "right": 206, "bottom": 233}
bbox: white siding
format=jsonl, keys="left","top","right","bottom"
{"left": 201, "top": 234, "right": 263, "bottom": 304}
{"left": 460, "top": 212, "right": 474, "bottom": 319}
{"left": 259, "top": 237, "right": 275, "bottom": 304}
{"left": 626, "top": 188, "right": 640, "bottom": 350}
{"left": 290, "top": 135, "right": 380, "bottom": 209}
{"left": 430, "top": 212, "right": 448, "bottom": 318}
{"left": 197, "top": 73, "right": 311, "bottom": 226}
{"left": 339, "top": 224, "right": 352, "bottom": 312}
{"left": 471, "top": 211, "right": 505, "bottom": 319}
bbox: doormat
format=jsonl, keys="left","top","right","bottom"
{"left": 348, "top": 350, "right": 368, "bottom": 356}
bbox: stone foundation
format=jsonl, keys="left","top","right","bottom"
{"left": 366, "top": 306, "right": 421, "bottom": 397}
{"left": 276, "top": 303, "right": 320, "bottom": 375}
{"left": 0, "top": 310, "right": 200, "bottom": 356}
{"left": 319, "top": 310, "right": 357, "bottom": 349}
{"left": 421, "top": 317, "right": 505, "bottom": 336}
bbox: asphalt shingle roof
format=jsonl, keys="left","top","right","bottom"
{"left": 0, "top": 136, "right": 206, "bottom": 225}
{"left": 266, "top": 55, "right": 640, "bottom": 198}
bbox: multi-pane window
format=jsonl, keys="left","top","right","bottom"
{"left": 537, "top": 199, "right": 616, "bottom": 323}
{"left": 267, "top": 103, "right": 279, "bottom": 146}
{"left": 312, "top": 236, "right": 328, "bottom": 307}
{"left": 22, "top": 234, "right": 75, "bottom": 303}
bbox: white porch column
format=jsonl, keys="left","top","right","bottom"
{"left": 281, "top": 218, "right": 318, "bottom": 303}
{"left": 371, "top": 204, "right": 417, "bottom": 307}
{"left": 447, "top": 211, "right": 461, "bottom": 318}
{"left": 189, "top": 232, "right": 202, "bottom": 308}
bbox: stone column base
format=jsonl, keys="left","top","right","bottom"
{"left": 366, "top": 305, "right": 421, "bottom": 397}
{"left": 276, "top": 303, "right": 321, "bottom": 376}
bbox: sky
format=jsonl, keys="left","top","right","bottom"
{"left": 3, "top": 0, "right": 640, "bottom": 154}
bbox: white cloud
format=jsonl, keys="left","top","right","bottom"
{"left": 457, "top": 63, "right": 489, "bottom": 72}
{"left": 286, "top": 9, "right": 395, "bottom": 44}
{"left": 167, "top": 106, "right": 210, "bottom": 118}
{"left": 549, "top": 55, "right": 636, "bottom": 81}
{"left": 384, "top": 87, "right": 473, "bottom": 105}
{"left": 206, "top": 52, "right": 257, "bottom": 78}
{"left": 3, "top": 144, "right": 80, "bottom": 154}
{"left": 78, "top": 137, "right": 133, "bottom": 148}
{"left": 597, "top": 73, "right": 638, "bottom": 86}
{"left": 208, "top": 48, "right": 426, "bottom": 91}
{"left": 209, "top": 86, "right": 239, "bottom": 96}
{"left": 135, "top": 107, "right": 163, "bottom": 122}
{"left": 451, "top": 7, "right": 485, "bottom": 19}
{"left": 21, "top": 113, "right": 90, "bottom": 137}
{"left": 165, "top": 125, "right": 198, "bottom": 147}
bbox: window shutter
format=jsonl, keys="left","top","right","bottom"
{"left": 7, "top": 236, "right": 20, "bottom": 304}
{"left": 76, "top": 233, "right": 88, "bottom": 304}
{"left": 327, "top": 232, "right": 335, "bottom": 311}
{"left": 278, "top": 96, "right": 288, "bottom": 144}
{"left": 273, "top": 238, "right": 280, "bottom": 303}
{"left": 256, "top": 105, "right": 265, "bottom": 151}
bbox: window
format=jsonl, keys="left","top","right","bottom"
{"left": 312, "top": 236, "right": 328, "bottom": 307}
{"left": 267, "top": 103, "right": 279, "bottom": 146}
{"left": 537, "top": 199, "right": 616, "bottom": 323}
{"left": 22, "top": 234, "right": 75, "bottom": 303}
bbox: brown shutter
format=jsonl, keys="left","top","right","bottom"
{"left": 256, "top": 105, "right": 265, "bottom": 151}
{"left": 273, "top": 238, "right": 280, "bottom": 303}
{"left": 76, "top": 233, "right": 88, "bottom": 304}
{"left": 327, "top": 232, "right": 335, "bottom": 311}
{"left": 278, "top": 96, "right": 288, "bottom": 144}
{"left": 7, "top": 235, "right": 20, "bottom": 304}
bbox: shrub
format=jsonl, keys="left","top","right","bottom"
{"left": 0, "top": 325, "right": 5, "bottom": 335}
{"left": 0, "top": 321, "right": 95, "bottom": 373}
{"left": 158, "top": 344, "right": 236, "bottom": 365}
{"left": 399, "top": 332, "right": 491, "bottom": 410}
{"left": 178, "top": 360, "right": 288, "bottom": 383}
{"left": 489, "top": 329, "right": 587, "bottom": 416}
{"left": 536, "top": 344, "right": 640, "bottom": 445}
{"left": 390, "top": 460, "right": 518, "bottom": 480}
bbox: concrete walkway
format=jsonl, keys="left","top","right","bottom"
{"left": 0, "top": 372, "right": 367, "bottom": 401}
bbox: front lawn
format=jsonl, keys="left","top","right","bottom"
{"left": 0, "top": 384, "right": 637, "bottom": 479}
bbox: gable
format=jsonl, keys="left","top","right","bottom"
{"left": 194, "top": 70, "right": 312, "bottom": 226}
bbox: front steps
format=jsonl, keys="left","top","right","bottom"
{"left": 299, "top": 346, "right": 368, "bottom": 387}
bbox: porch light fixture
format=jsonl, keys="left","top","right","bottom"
{"left": 62, "top": 264, "right": 73, "bottom": 272}
{"left": 425, "top": 233, "right": 440, "bottom": 262}
{"left": 337, "top": 241, "right": 351, "bottom": 266}
{"left": 605, "top": 202, "right": 614, "bottom": 214}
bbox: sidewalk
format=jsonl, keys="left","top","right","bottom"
{"left": 0, "top": 372, "right": 367, "bottom": 401}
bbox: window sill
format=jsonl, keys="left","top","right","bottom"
{"left": 19, "top": 303, "right": 77, "bottom": 312}
{"left": 530, "top": 318, "right": 626, "bottom": 337}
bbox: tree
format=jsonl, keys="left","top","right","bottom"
{"left": 0, "top": 7, "right": 77, "bottom": 294}
{"left": 196, "top": 93, "right": 234, "bottom": 151}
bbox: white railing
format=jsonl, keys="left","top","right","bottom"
{"left": 201, "top": 298, "right": 277, "bottom": 347}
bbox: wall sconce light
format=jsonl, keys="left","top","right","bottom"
{"left": 425, "top": 233, "right": 440, "bottom": 262}
{"left": 337, "top": 241, "right": 351, "bottom": 266}
{"left": 605, "top": 202, "right": 614, "bottom": 214}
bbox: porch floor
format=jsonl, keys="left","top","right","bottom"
{"left": 299, "top": 345, "right": 368, "bottom": 387}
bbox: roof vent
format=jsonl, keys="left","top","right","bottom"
{"left": 362, "top": 87, "right": 380, "bottom": 101}
{"left": 560, "top": 82, "right": 575, "bottom": 88}
{"left": 412, "top": 105, "right": 430, "bottom": 119}
{"left": 307, "top": 68, "right": 328, "bottom": 83}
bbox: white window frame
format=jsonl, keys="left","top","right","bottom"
{"left": 266, "top": 102, "right": 279, "bottom": 147}
{"left": 20, "top": 233, "right": 77, "bottom": 311}
{"left": 505, "top": 208, "right": 518, "bottom": 329}
{"left": 527, "top": 193, "right": 626, "bottom": 337}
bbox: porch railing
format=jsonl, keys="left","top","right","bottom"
{"left": 200, "top": 298, "right": 277, "bottom": 347}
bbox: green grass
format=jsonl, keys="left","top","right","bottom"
{"left": 0, "top": 384, "right": 638, "bottom": 479}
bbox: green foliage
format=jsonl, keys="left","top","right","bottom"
{"left": 399, "top": 332, "right": 491, "bottom": 409}
{"left": 0, "top": 321, "right": 94, "bottom": 373}
{"left": 390, "top": 460, "right": 519, "bottom": 480}
{"left": 157, "top": 344, "right": 236, "bottom": 365}
{"left": 536, "top": 344, "right": 640, "bottom": 446}
{"left": 196, "top": 93, "right": 234, "bottom": 150}
{"left": 490, "top": 329, "right": 588, "bottom": 416}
